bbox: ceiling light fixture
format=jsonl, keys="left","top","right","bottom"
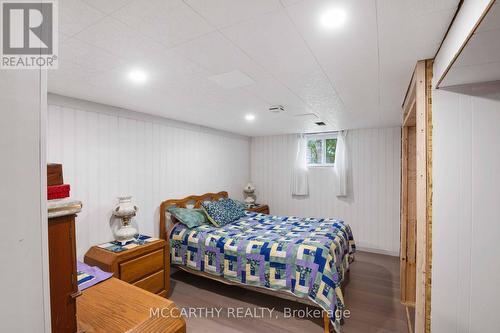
{"left": 320, "top": 8, "right": 347, "bottom": 29}
{"left": 245, "top": 114, "right": 256, "bottom": 122}
{"left": 128, "top": 69, "right": 148, "bottom": 84}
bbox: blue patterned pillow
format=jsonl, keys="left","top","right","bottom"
{"left": 201, "top": 198, "right": 245, "bottom": 227}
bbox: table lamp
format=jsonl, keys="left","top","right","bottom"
{"left": 243, "top": 182, "right": 256, "bottom": 207}
{"left": 113, "top": 196, "right": 138, "bottom": 243}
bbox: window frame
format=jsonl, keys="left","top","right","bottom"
{"left": 305, "top": 132, "right": 338, "bottom": 167}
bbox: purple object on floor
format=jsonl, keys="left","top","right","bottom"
{"left": 77, "top": 261, "right": 113, "bottom": 291}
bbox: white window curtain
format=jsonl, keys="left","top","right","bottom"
{"left": 291, "top": 134, "right": 309, "bottom": 196}
{"left": 334, "top": 130, "right": 348, "bottom": 197}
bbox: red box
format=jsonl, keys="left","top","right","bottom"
{"left": 48, "top": 184, "right": 70, "bottom": 200}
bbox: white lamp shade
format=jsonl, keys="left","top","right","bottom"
{"left": 113, "top": 196, "right": 137, "bottom": 218}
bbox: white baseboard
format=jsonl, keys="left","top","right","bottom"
{"left": 356, "top": 246, "right": 399, "bottom": 257}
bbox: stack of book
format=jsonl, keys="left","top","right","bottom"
{"left": 47, "top": 163, "right": 71, "bottom": 200}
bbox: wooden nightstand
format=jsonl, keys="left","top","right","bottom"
{"left": 84, "top": 239, "right": 170, "bottom": 297}
{"left": 247, "top": 204, "right": 270, "bottom": 215}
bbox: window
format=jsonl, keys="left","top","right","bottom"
{"left": 306, "top": 133, "right": 337, "bottom": 166}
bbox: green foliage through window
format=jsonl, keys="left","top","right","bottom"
{"left": 306, "top": 135, "right": 337, "bottom": 166}
{"left": 307, "top": 139, "right": 322, "bottom": 164}
{"left": 325, "top": 138, "right": 337, "bottom": 164}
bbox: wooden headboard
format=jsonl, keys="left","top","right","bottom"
{"left": 159, "top": 191, "right": 228, "bottom": 240}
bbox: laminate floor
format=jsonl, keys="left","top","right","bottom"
{"left": 168, "top": 251, "right": 408, "bottom": 332}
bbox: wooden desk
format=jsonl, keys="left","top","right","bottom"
{"left": 77, "top": 278, "right": 185, "bottom": 333}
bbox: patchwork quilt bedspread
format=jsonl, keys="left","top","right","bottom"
{"left": 170, "top": 211, "right": 355, "bottom": 327}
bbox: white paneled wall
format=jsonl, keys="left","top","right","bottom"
{"left": 1, "top": 70, "right": 50, "bottom": 332}
{"left": 251, "top": 128, "right": 401, "bottom": 255}
{"left": 47, "top": 95, "right": 250, "bottom": 259}
{"left": 432, "top": 89, "right": 500, "bottom": 332}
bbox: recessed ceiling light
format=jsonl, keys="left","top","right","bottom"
{"left": 128, "top": 69, "right": 148, "bottom": 84}
{"left": 245, "top": 114, "right": 256, "bottom": 122}
{"left": 320, "top": 8, "right": 347, "bottom": 29}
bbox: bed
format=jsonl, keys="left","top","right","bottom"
{"left": 160, "top": 192, "right": 355, "bottom": 333}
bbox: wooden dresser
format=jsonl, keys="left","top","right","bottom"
{"left": 47, "top": 199, "right": 82, "bottom": 333}
{"left": 84, "top": 240, "right": 169, "bottom": 296}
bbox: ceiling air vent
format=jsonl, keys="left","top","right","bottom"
{"left": 269, "top": 105, "right": 285, "bottom": 113}
{"left": 315, "top": 121, "right": 326, "bottom": 126}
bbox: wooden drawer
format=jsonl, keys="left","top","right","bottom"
{"left": 134, "top": 269, "right": 165, "bottom": 294}
{"left": 120, "top": 249, "right": 164, "bottom": 283}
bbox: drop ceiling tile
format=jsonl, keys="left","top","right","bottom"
{"left": 377, "top": 2, "right": 457, "bottom": 110}
{"left": 241, "top": 111, "right": 309, "bottom": 136}
{"left": 172, "top": 31, "right": 251, "bottom": 74}
{"left": 73, "top": 20, "right": 209, "bottom": 93}
{"left": 403, "top": 0, "right": 461, "bottom": 14}
{"left": 48, "top": 77, "right": 99, "bottom": 102}
{"left": 287, "top": 68, "right": 340, "bottom": 109}
{"left": 136, "top": 76, "right": 268, "bottom": 130}
{"left": 208, "top": 70, "right": 255, "bottom": 88}
{"left": 181, "top": 76, "right": 259, "bottom": 107}
{"left": 378, "top": 3, "right": 455, "bottom": 52}
{"left": 59, "top": 0, "right": 106, "bottom": 36}
{"left": 284, "top": 0, "right": 378, "bottom": 115}
{"left": 111, "top": 0, "right": 214, "bottom": 48}
{"left": 242, "top": 73, "right": 311, "bottom": 113}
{"left": 74, "top": 17, "right": 168, "bottom": 63}
{"left": 82, "top": 0, "right": 134, "bottom": 14}
{"left": 280, "top": 0, "right": 303, "bottom": 7}
{"left": 135, "top": 50, "right": 210, "bottom": 91}
{"left": 212, "top": 87, "right": 265, "bottom": 110}
{"left": 221, "top": 9, "right": 341, "bottom": 114}
{"left": 185, "top": 0, "right": 282, "bottom": 28}
{"left": 59, "top": 38, "right": 127, "bottom": 74}
{"left": 82, "top": 67, "right": 181, "bottom": 108}
{"left": 116, "top": 89, "right": 187, "bottom": 115}
{"left": 48, "top": 60, "right": 94, "bottom": 86}
{"left": 222, "top": 10, "right": 316, "bottom": 77}
{"left": 49, "top": 0, "right": 461, "bottom": 135}
{"left": 82, "top": 58, "right": 206, "bottom": 99}
{"left": 59, "top": 31, "right": 72, "bottom": 43}
{"left": 172, "top": 30, "right": 311, "bottom": 111}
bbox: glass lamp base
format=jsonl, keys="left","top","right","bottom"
{"left": 115, "top": 224, "right": 138, "bottom": 244}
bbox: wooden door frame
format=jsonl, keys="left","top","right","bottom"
{"left": 402, "top": 60, "right": 433, "bottom": 333}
